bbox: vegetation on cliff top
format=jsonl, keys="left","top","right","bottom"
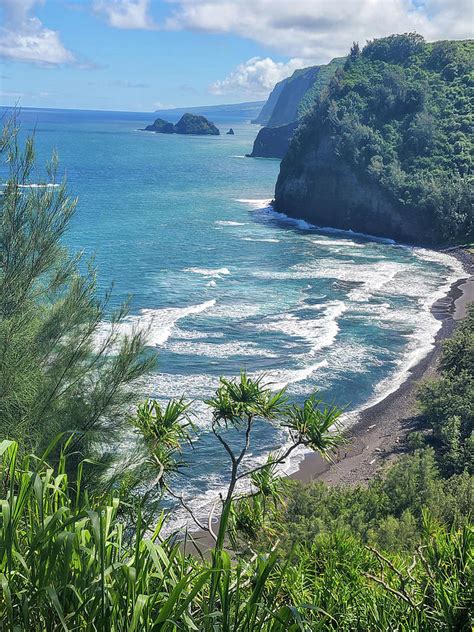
{"left": 280, "top": 34, "right": 474, "bottom": 244}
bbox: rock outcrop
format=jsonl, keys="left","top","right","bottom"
{"left": 143, "top": 118, "right": 175, "bottom": 133}
{"left": 226, "top": 128, "right": 235, "bottom": 135}
{"left": 142, "top": 113, "right": 220, "bottom": 135}
{"left": 174, "top": 113, "right": 220, "bottom": 135}
{"left": 248, "top": 122, "right": 297, "bottom": 159}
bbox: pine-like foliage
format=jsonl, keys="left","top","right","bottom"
{"left": 0, "top": 120, "right": 155, "bottom": 457}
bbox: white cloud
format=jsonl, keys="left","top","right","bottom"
{"left": 164, "top": 0, "right": 474, "bottom": 62}
{"left": 93, "top": 0, "right": 156, "bottom": 30}
{"left": 0, "top": 0, "right": 75, "bottom": 65}
{"left": 209, "top": 57, "right": 306, "bottom": 97}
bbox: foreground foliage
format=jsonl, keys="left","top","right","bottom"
{"left": 0, "top": 120, "right": 154, "bottom": 459}
{"left": 418, "top": 305, "right": 474, "bottom": 474}
{"left": 0, "top": 440, "right": 472, "bottom": 630}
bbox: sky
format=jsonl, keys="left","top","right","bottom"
{"left": 0, "top": 0, "right": 473, "bottom": 112}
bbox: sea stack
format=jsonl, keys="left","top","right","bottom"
{"left": 142, "top": 113, "right": 220, "bottom": 135}
{"left": 175, "top": 113, "right": 220, "bottom": 135}
{"left": 226, "top": 128, "right": 235, "bottom": 135}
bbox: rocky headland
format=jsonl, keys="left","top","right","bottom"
{"left": 274, "top": 35, "right": 473, "bottom": 245}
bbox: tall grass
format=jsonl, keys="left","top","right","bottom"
{"left": 0, "top": 439, "right": 472, "bottom": 630}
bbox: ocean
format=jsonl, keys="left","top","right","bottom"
{"left": 3, "top": 106, "right": 465, "bottom": 528}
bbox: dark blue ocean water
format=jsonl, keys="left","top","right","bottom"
{"left": 3, "top": 106, "right": 464, "bottom": 526}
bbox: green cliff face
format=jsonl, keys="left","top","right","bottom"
{"left": 250, "top": 58, "right": 344, "bottom": 158}
{"left": 275, "top": 35, "right": 474, "bottom": 245}
{"left": 265, "top": 66, "right": 320, "bottom": 127}
{"left": 267, "top": 59, "right": 345, "bottom": 128}
{"left": 251, "top": 79, "right": 287, "bottom": 125}
{"left": 248, "top": 122, "right": 297, "bottom": 159}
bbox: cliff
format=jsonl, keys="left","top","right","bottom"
{"left": 250, "top": 58, "right": 344, "bottom": 158}
{"left": 275, "top": 132, "right": 434, "bottom": 242}
{"left": 274, "top": 35, "right": 474, "bottom": 245}
{"left": 266, "top": 67, "right": 319, "bottom": 127}
{"left": 251, "top": 80, "right": 286, "bottom": 125}
{"left": 248, "top": 122, "right": 297, "bottom": 159}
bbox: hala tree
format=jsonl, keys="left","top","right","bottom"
{"left": 129, "top": 373, "right": 346, "bottom": 557}
{"left": 0, "top": 119, "right": 155, "bottom": 459}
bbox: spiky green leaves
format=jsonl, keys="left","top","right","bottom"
{"left": 129, "top": 398, "right": 194, "bottom": 485}
{"left": 205, "top": 373, "right": 288, "bottom": 428}
{"left": 284, "top": 394, "right": 345, "bottom": 456}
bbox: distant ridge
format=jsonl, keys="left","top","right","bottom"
{"left": 154, "top": 101, "right": 265, "bottom": 122}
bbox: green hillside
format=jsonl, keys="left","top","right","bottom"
{"left": 276, "top": 35, "right": 474, "bottom": 244}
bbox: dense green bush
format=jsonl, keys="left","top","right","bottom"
{"left": 418, "top": 306, "right": 474, "bottom": 474}
{"left": 268, "top": 450, "right": 472, "bottom": 555}
{"left": 1, "top": 440, "right": 472, "bottom": 631}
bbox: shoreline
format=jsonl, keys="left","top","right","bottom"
{"left": 183, "top": 247, "right": 474, "bottom": 553}
{"left": 292, "top": 246, "right": 474, "bottom": 486}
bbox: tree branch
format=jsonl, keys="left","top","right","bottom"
{"left": 236, "top": 440, "right": 301, "bottom": 481}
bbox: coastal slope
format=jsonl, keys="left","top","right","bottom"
{"left": 274, "top": 35, "right": 474, "bottom": 245}
{"left": 250, "top": 58, "right": 344, "bottom": 158}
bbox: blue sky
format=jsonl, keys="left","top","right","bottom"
{"left": 1, "top": 0, "right": 472, "bottom": 112}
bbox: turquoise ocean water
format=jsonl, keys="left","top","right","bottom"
{"left": 3, "top": 107, "right": 465, "bottom": 527}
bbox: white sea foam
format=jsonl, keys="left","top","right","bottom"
{"left": 166, "top": 339, "right": 278, "bottom": 359}
{"left": 335, "top": 249, "right": 465, "bottom": 429}
{"left": 97, "top": 299, "right": 216, "bottom": 349}
{"left": 183, "top": 267, "right": 231, "bottom": 277}
{"left": 316, "top": 225, "right": 396, "bottom": 244}
{"left": 172, "top": 326, "right": 224, "bottom": 340}
{"left": 255, "top": 205, "right": 316, "bottom": 230}
{"left": 241, "top": 237, "right": 280, "bottom": 243}
{"left": 259, "top": 360, "right": 329, "bottom": 392}
{"left": 235, "top": 198, "right": 273, "bottom": 209}
{"left": 143, "top": 372, "right": 217, "bottom": 406}
{"left": 310, "top": 238, "right": 365, "bottom": 248}
{"left": 254, "top": 301, "right": 346, "bottom": 356}
{"left": 215, "top": 220, "right": 248, "bottom": 226}
{"left": 208, "top": 303, "right": 262, "bottom": 319}
{"left": 412, "top": 248, "right": 466, "bottom": 270}
{"left": 236, "top": 198, "right": 401, "bottom": 244}
{"left": 17, "top": 183, "right": 61, "bottom": 189}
